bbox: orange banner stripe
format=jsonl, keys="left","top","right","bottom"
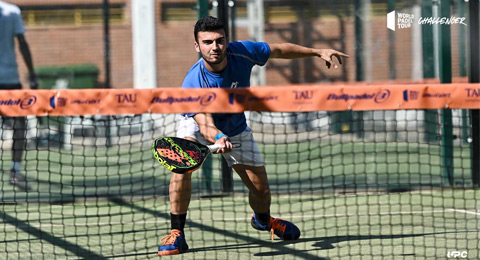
{"left": 0, "top": 83, "right": 478, "bottom": 116}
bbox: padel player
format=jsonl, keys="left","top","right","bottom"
{"left": 159, "top": 16, "right": 348, "bottom": 255}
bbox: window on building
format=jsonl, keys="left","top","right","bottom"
{"left": 21, "top": 4, "right": 126, "bottom": 28}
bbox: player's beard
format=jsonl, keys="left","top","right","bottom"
{"left": 202, "top": 51, "right": 226, "bottom": 66}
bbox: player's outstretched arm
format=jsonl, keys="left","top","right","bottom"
{"left": 268, "top": 43, "right": 349, "bottom": 69}
{"left": 193, "top": 113, "right": 232, "bottom": 154}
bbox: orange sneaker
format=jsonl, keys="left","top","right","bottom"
{"left": 251, "top": 214, "right": 300, "bottom": 240}
{"left": 158, "top": 229, "right": 188, "bottom": 256}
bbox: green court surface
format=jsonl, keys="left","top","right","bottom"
{"left": 0, "top": 141, "right": 478, "bottom": 259}
{"left": 0, "top": 141, "right": 472, "bottom": 202}
{"left": 0, "top": 190, "right": 479, "bottom": 259}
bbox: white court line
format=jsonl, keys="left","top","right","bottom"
{"left": 292, "top": 210, "right": 448, "bottom": 218}
{"left": 1, "top": 209, "right": 451, "bottom": 229}
{"left": 448, "top": 208, "right": 480, "bottom": 216}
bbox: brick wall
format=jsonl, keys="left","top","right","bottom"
{"left": 10, "top": 0, "right": 467, "bottom": 89}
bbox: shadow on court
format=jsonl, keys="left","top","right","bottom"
{"left": 108, "top": 196, "right": 466, "bottom": 259}
{"left": 252, "top": 231, "right": 466, "bottom": 258}
{"left": 109, "top": 196, "right": 324, "bottom": 260}
{"left": 310, "top": 231, "right": 469, "bottom": 250}
{"left": 0, "top": 211, "right": 107, "bottom": 260}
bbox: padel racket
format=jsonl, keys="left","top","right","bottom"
{"left": 152, "top": 137, "right": 222, "bottom": 174}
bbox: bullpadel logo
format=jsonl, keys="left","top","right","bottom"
{"left": 387, "top": 10, "right": 467, "bottom": 31}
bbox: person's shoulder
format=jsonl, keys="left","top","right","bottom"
{"left": 229, "top": 41, "right": 268, "bottom": 52}
{"left": 227, "top": 41, "right": 250, "bottom": 54}
{"left": 182, "top": 59, "right": 204, "bottom": 87}
{"left": 185, "top": 59, "right": 203, "bottom": 75}
{"left": 228, "top": 41, "right": 253, "bottom": 50}
{"left": 0, "top": 1, "right": 21, "bottom": 15}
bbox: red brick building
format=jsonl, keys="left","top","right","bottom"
{"left": 9, "top": 0, "right": 467, "bottom": 89}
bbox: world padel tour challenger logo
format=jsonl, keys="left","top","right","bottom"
{"left": 387, "top": 11, "right": 414, "bottom": 31}
{"left": 387, "top": 10, "right": 467, "bottom": 31}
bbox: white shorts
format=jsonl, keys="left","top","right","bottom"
{"left": 176, "top": 116, "right": 264, "bottom": 167}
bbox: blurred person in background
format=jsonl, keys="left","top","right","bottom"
{"left": 0, "top": 0, "right": 38, "bottom": 191}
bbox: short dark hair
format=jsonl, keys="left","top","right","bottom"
{"left": 194, "top": 16, "right": 226, "bottom": 42}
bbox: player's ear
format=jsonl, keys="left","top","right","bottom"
{"left": 194, "top": 41, "right": 200, "bottom": 53}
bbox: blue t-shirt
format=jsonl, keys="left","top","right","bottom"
{"left": 182, "top": 41, "right": 271, "bottom": 137}
{"left": 0, "top": 1, "right": 25, "bottom": 84}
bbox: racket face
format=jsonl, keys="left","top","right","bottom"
{"left": 152, "top": 137, "right": 210, "bottom": 174}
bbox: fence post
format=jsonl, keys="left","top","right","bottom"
{"left": 421, "top": 0, "right": 438, "bottom": 143}
{"left": 468, "top": 0, "right": 480, "bottom": 187}
{"left": 438, "top": 0, "right": 454, "bottom": 186}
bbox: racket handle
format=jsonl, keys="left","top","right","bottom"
{"left": 207, "top": 144, "right": 223, "bottom": 152}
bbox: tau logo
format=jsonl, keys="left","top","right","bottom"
{"left": 293, "top": 90, "right": 313, "bottom": 100}
{"left": 116, "top": 94, "right": 137, "bottom": 103}
{"left": 466, "top": 88, "right": 479, "bottom": 97}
